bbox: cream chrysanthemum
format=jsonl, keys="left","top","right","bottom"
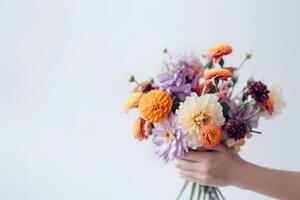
{"left": 176, "top": 93, "right": 225, "bottom": 149}
{"left": 262, "top": 85, "right": 286, "bottom": 119}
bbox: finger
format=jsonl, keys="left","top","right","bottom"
{"left": 178, "top": 170, "right": 203, "bottom": 180}
{"left": 174, "top": 159, "right": 199, "bottom": 172}
{"left": 180, "top": 151, "right": 212, "bottom": 162}
{"left": 180, "top": 175, "right": 200, "bottom": 184}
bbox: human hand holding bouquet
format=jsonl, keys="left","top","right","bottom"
{"left": 123, "top": 44, "right": 286, "bottom": 199}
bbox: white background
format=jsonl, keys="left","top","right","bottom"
{"left": 0, "top": 0, "right": 299, "bottom": 199}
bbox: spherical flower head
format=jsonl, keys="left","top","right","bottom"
{"left": 123, "top": 92, "right": 143, "bottom": 112}
{"left": 132, "top": 118, "right": 150, "bottom": 141}
{"left": 225, "top": 120, "right": 248, "bottom": 141}
{"left": 248, "top": 81, "right": 270, "bottom": 103}
{"left": 138, "top": 90, "right": 172, "bottom": 123}
{"left": 204, "top": 67, "right": 235, "bottom": 81}
{"left": 152, "top": 113, "right": 188, "bottom": 162}
{"left": 199, "top": 125, "right": 223, "bottom": 149}
{"left": 176, "top": 93, "right": 225, "bottom": 149}
{"left": 261, "top": 85, "right": 286, "bottom": 119}
{"left": 208, "top": 43, "right": 233, "bottom": 61}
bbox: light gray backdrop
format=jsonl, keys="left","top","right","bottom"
{"left": 0, "top": 0, "right": 299, "bottom": 199}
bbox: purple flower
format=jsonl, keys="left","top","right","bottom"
{"left": 152, "top": 113, "right": 188, "bottom": 162}
{"left": 228, "top": 99, "right": 259, "bottom": 128}
{"left": 157, "top": 55, "right": 204, "bottom": 100}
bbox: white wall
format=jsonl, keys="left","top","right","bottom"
{"left": 0, "top": 0, "right": 299, "bottom": 199}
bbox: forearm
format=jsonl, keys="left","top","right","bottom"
{"left": 235, "top": 161, "right": 300, "bottom": 200}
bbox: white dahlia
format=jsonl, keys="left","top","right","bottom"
{"left": 176, "top": 93, "right": 225, "bottom": 149}
{"left": 262, "top": 85, "right": 286, "bottom": 119}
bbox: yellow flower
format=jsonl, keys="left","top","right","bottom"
{"left": 123, "top": 92, "right": 143, "bottom": 112}
{"left": 208, "top": 43, "right": 232, "bottom": 60}
{"left": 138, "top": 90, "right": 172, "bottom": 123}
{"left": 176, "top": 93, "right": 225, "bottom": 149}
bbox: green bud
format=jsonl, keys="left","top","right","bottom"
{"left": 128, "top": 75, "right": 135, "bottom": 83}
{"left": 150, "top": 78, "right": 154, "bottom": 83}
{"left": 245, "top": 52, "right": 252, "bottom": 60}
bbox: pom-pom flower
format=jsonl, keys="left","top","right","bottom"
{"left": 224, "top": 120, "right": 248, "bottom": 141}
{"left": 152, "top": 113, "right": 188, "bottom": 162}
{"left": 199, "top": 125, "right": 223, "bottom": 148}
{"left": 248, "top": 81, "right": 270, "bottom": 103}
{"left": 176, "top": 93, "right": 225, "bottom": 149}
{"left": 261, "top": 85, "right": 286, "bottom": 119}
{"left": 204, "top": 67, "right": 235, "bottom": 81}
{"left": 132, "top": 118, "right": 151, "bottom": 141}
{"left": 138, "top": 90, "right": 172, "bottom": 123}
{"left": 208, "top": 43, "right": 233, "bottom": 60}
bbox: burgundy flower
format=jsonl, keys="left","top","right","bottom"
{"left": 248, "top": 81, "right": 269, "bottom": 103}
{"left": 224, "top": 120, "right": 248, "bottom": 141}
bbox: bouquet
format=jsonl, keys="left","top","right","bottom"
{"left": 123, "top": 44, "right": 286, "bottom": 199}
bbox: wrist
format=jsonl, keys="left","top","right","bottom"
{"left": 231, "top": 159, "right": 257, "bottom": 189}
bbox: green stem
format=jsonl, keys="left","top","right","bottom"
{"left": 190, "top": 183, "right": 196, "bottom": 200}
{"left": 197, "top": 185, "right": 202, "bottom": 200}
{"left": 176, "top": 181, "right": 189, "bottom": 200}
{"left": 216, "top": 188, "right": 226, "bottom": 200}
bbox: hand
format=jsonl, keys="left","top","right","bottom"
{"left": 174, "top": 145, "right": 246, "bottom": 187}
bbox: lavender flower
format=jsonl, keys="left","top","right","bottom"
{"left": 157, "top": 55, "right": 204, "bottom": 100}
{"left": 228, "top": 99, "right": 259, "bottom": 128}
{"left": 152, "top": 113, "right": 188, "bottom": 162}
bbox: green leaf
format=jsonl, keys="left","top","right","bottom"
{"left": 219, "top": 58, "right": 224, "bottom": 67}
{"left": 221, "top": 102, "right": 231, "bottom": 118}
{"left": 176, "top": 181, "right": 189, "bottom": 200}
{"left": 190, "top": 183, "right": 196, "bottom": 200}
{"left": 171, "top": 96, "right": 181, "bottom": 113}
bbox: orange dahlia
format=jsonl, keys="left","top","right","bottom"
{"left": 123, "top": 92, "right": 143, "bottom": 112}
{"left": 138, "top": 90, "right": 172, "bottom": 123}
{"left": 204, "top": 67, "right": 234, "bottom": 81}
{"left": 208, "top": 43, "right": 233, "bottom": 60}
{"left": 199, "top": 125, "right": 223, "bottom": 148}
{"left": 131, "top": 118, "right": 150, "bottom": 141}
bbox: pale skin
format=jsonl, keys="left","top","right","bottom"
{"left": 174, "top": 145, "right": 300, "bottom": 200}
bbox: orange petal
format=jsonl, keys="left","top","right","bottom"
{"left": 199, "top": 125, "right": 223, "bottom": 148}
{"left": 123, "top": 92, "right": 143, "bottom": 112}
{"left": 138, "top": 90, "right": 172, "bottom": 123}
{"left": 208, "top": 43, "right": 233, "bottom": 60}
{"left": 204, "top": 68, "right": 233, "bottom": 81}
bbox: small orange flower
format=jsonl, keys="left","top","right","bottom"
{"left": 123, "top": 92, "right": 143, "bottom": 112}
{"left": 204, "top": 67, "right": 234, "bottom": 81}
{"left": 193, "top": 80, "right": 213, "bottom": 94}
{"left": 132, "top": 118, "right": 150, "bottom": 141}
{"left": 208, "top": 43, "right": 233, "bottom": 60}
{"left": 199, "top": 125, "right": 223, "bottom": 148}
{"left": 138, "top": 90, "right": 172, "bottom": 123}
{"left": 260, "top": 98, "right": 274, "bottom": 115}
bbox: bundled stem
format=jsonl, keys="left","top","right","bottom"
{"left": 176, "top": 181, "right": 226, "bottom": 200}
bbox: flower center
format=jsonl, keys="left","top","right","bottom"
{"left": 164, "top": 129, "right": 173, "bottom": 141}
{"left": 194, "top": 113, "right": 211, "bottom": 127}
